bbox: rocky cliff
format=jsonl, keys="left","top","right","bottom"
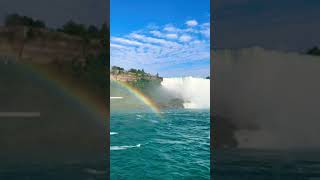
{"left": 111, "top": 68, "right": 162, "bottom": 83}
{"left": 0, "top": 26, "right": 102, "bottom": 64}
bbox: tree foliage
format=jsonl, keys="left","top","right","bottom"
{"left": 5, "top": 14, "right": 46, "bottom": 28}
{"left": 306, "top": 46, "right": 320, "bottom": 56}
{"left": 59, "top": 21, "right": 106, "bottom": 40}
{"left": 4, "top": 13, "right": 107, "bottom": 42}
{"left": 60, "top": 21, "right": 87, "bottom": 37}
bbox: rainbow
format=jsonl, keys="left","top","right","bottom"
{"left": 6, "top": 62, "right": 161, "bottom": 117}
{"left": 21, "top": 63, "right": 107, "bottom": 120}
{"left": 110, "top": 77, "right": 161, "bottom": 115}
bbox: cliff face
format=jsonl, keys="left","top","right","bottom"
{"left": 111, "top": 71, "right": 163, "bottom": 83}
{"left": 111, "top": 73, "right": 139, "bottom": 82}
{"left": 0, "top": 26, "right": 101, "bottom": 64}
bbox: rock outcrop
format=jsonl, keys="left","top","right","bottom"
{"left": 0, "top": 26, "right": 102, "bottom": 64}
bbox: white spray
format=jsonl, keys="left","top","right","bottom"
{"left": 214, "top": 47, "right": 320, "bottom": 149}
{"left": 161, "top": 77, "right": 210, "bottom": 109}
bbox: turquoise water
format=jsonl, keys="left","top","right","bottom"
{"left": 110, "top": 109, "right": 210, "bottom": 179}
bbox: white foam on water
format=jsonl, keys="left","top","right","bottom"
{"left": 110, "top": 132, "right": 118, "bottom": 135}
{"left": 150, "top": 120, "right": 159, "bottom": 123}
{"left": 110, "top": 144, "right": 141, "bottom": 151}
{"left": 161, "top": 77, "right": 210, "bottom": 109}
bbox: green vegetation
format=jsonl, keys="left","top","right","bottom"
{"left": 129, "top": 69, "right": 149, "bottom": 78}
{"left": 111, "top": 66, "right": 157, "bottom": 78}
{"left": 1, "top": 14, "right": 183, "bottom": 109}
{"left": 4, "top": 13, "right": 106, "bottom": 41}
{"left": 111, "top": 66, "right": 185, "bottom": 109}
{"left": 57, "top": 21, "right": 104, "bottom": 39}
{"left": 69, "top": 25, "right": 109, "bottom": 90}
{"left": 111, "top": 66, "right": 163, "bottom": 100}
{"left": 1, "top": 13, "right": 109, "bottom": 110}
{"left": 58, "top": 21, "right": 87, "bottom": 37}
{"left": 306, "top": 46, "right": 320, "bottom": 56}
{"left": 5, "top": 14, "right": 46, "bottom": 28}
{"left": 111, "top": 66, "right": 125, "bottom": 74}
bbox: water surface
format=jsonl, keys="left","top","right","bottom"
{"left": 214, "top": 149, "right": 320, "bottom": 180}
{"left": 110, "top": 109, "right": 210, "bottom": 179}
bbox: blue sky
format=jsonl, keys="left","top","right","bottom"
{"left": 110, "top": 0, "right": 210, "bottom": 77}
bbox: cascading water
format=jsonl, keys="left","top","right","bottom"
{"left": 215, "top": 47, "right": 320, "bottom": 149}
{"left": 161, "top": 77, "right": 210, "bottom": 109}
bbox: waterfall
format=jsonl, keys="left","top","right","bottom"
{"left": 215, "top": 47, "right": 320, "bottom": 149}
{"left": 161, "top": 77, "right": 210, "bottom": 109}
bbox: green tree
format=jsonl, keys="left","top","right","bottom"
{"left": 4, "top": 14, "right": 46, "bottom": 28}
{"left": 61, "top": 21, "right": 87, "bottom": 37}
{"left": 33, "top": 20, "right": 46, "bottom": 28}
{"left": 111, "top": 66, "right": 124, "bottom": 71}
{"left": 129, "top": 68, "right": 138, "bottom": 73}
{"left": 4, "top": 14, "right": 21, "bottom": 26}
{"left": 306, "top": 46, "right": 320, "bottom": 56}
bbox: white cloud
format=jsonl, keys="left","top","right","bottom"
{"left": 111, "top": 37, "right": 143, "bottom": 46}
{"left": 150, "top": 30, "right": 178, "bottom": 39}
{"left": 163, "top": 25, "right": 178, "bottom": 32}
{"left": 199, "top": 23, "right": 210, "bottom": 38}
{"left": 186, "top": 20, "right": 198, "bottom": 27}
{"left": 111, "top": 21, "right": 210, "bottom": 77}
{"left": 130, "top": 33, "right": 179, "bottom": 47}
{"left": 190, "top": 40, "right": 202, "bottom": 45}
{"left": 165, "top": 33, "right": 178, "bottom": 39}
{"left": 202, "top": 22, "right": 210, "bottom": 27}
{"left": 179, "top": 35, "right": 192, "bottom": 42}
{"left": 150, "top": 30, "right": 162, "bottom": 37}
{"left": 110, "top": 43, "right": 127, "bottom": 49}
{"left": 200, "top": 29, "right": 210, "bottom": 38}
